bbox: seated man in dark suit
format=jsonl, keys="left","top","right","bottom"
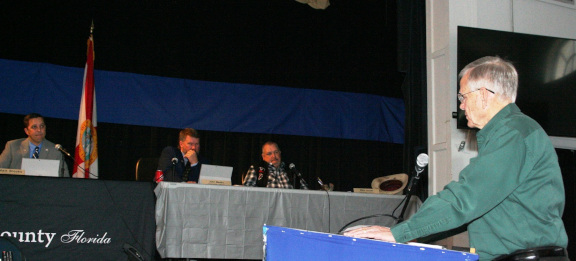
{"left": 157, "top": 128, "right": 209, "bottom": 183}
{"left": 0, "top": 113, "right": 70, "bottom": 177}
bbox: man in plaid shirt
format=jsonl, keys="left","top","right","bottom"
{"left": 243, "top": 141, "right": 308, "bottom": 189}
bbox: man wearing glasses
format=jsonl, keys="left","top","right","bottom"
{"left": 344, "top": 56, "right": 568, "bottom": 260}
{"left": 243, "top": 141, "right": 308, "bottom": 189}
{"left": 0, "top": 113, "right": 70, "bottom": 177}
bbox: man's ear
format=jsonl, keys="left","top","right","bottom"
{"left": 482, "top": 88, "right": 491, "bottom": 109}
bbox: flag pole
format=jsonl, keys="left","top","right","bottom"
{"left": 73, "top": 21, "right": 99, "bottom": 179}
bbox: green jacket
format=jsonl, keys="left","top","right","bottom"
{"left": 391, "top": 103, "right": 567, "bottom": 260}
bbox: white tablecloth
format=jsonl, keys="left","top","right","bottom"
{"left": 155, "top": 182, "right": 421, "bottom": 259}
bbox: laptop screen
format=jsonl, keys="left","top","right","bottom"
{"left": 199, "top": 164, "right": 233, "bottom": 185}
{"left": 21, "top": 158, "right": 60, "bottom": 177}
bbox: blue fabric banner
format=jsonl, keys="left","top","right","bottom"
{"left": 0, "top": 59, "right": 404, "bottom": 143}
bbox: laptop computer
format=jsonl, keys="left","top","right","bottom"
{"left": 21, "top": 158, "right": 60, "bottom": 177}
{"left": 198, "top": 164, "right": 233, "bottom": 186}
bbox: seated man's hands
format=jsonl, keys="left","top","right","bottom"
{"left": 184, "top": 150, "right": 199, "bottom": 165}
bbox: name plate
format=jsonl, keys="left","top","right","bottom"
{"left": 0, "top": 168, "right": 25, "bottom": 175}
{"left": 200, "top": 179, "right": 232, "bottom": 186}
{"left": 353, "top": 188, "right": 379, "bottom": 194}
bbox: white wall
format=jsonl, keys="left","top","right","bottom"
{"left": 426, "top": 0, "right": 576, "bottom": 248}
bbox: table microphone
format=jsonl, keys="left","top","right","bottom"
{"left": 317, "top": 177, "right": 324, "bottom": 186}
{"left": 55, "top": 144, "right": 97, "bottom": 178}
{"left": 289, "top": 163, "right": 302, "bottom": 178}
{"left": 289, "top": 163, "right": 308, "bottom": 189}
{"left": 55, "top": 144, "right": 72, "bottom": 158}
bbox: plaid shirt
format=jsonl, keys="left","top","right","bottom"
{"left": 243, "top": 161, "right": 308, "bottom": 189}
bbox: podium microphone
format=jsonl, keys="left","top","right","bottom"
{"left": 415, "top": 153, "right": 429, "bottom": 175}
{"left": 171, "top": 158, "right": 178, "bottom": 165}
{"left": 408, "top": 153, "right": 429, "bottom": 192}
{"left": 398, "top": 153, "right": 429, "bottom": 222}
{"left": 55, "top": 144, "right": 72, "bottom": 158}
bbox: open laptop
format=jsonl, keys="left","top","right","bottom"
{"left": 198, "top": 164, "right": 233, "bottom": 186}
{"left": 21, "top": 158, "right": 60, "bottom": 177}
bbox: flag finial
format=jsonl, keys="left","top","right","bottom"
{"left": 90, "top": 20, "right": 94, "bottom": 35}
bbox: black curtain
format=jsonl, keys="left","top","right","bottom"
{"left": 397, "top": 0, "right": 428, "bottom": 200}
{"left": 0, "top": 112, "right": 404, "bottom": 192}
{"left": 0, "top": 0, "right": 405, "bottom": 98}
{"left": 0, "top": 0, "right": 415, "bottom": 192}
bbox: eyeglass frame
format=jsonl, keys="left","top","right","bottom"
{"left": 457, "top": 88, "right": 495, "bottom": 103}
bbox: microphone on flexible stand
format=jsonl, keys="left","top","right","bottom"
{"left": 398, "top": 153, "right": 429, "bottom": 222}
{"left": 289, "top": 163, "right": 308, "bottom": 189}
{"left": 171, "top": 158, "right": 178, "bottom": 165}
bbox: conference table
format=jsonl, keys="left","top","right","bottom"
{"left": 155, "top": 182, "right": 421, "bottom": 259}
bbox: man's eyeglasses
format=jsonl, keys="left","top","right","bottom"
{"left": 457, "top": 88, "right": 495, "bottom": 103}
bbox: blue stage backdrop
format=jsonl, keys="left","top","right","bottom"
{"left": 0, "top": 59, "right": 404, "bottom": 143}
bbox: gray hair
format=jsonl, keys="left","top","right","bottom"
{"left": 458, "top": 56, "right": 518, "bottom": 102}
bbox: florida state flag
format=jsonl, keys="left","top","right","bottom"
{"left": 74, "top": 25, "right": 98, "bottom": 179}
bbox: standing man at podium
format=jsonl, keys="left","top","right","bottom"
{"left": 344, "top": 57, "right": 568, "bottom": 260}
{"left": 157, "top": 128, "right": 210, "bottom": 183}
{"left": 243, "top": 141, "right": 308, "bottom": 189}
{"left": 0, "top": 113, "right": 69, "bottom": 177}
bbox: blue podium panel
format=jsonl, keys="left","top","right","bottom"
{"left": 264, "top": 226, "right": 478, "bottom": 261}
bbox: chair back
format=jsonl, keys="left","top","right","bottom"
{"left": 135, "top": 157, "right": 159, "bottom": 182}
